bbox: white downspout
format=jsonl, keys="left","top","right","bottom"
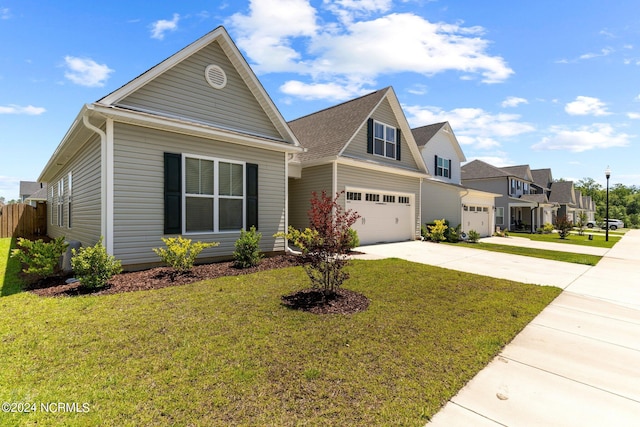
{"left": 82, "top": 112, "right": 114, "bottom": 255}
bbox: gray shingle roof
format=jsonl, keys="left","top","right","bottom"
{"left": 530, "top": 168, "right": 552, "bottom": 189}
{"left": 288, "top": 88, "right": 389, "bottom": 162}
{"left": 411, "top": 122, "right": 447, "bottom": 147}
{"left": 549, "top": 181, "right": 576, "bottom": 205}
{"left": 500, "top": 165, "right": 533, "bottom": 181}
{"left": 461, "top": 159, "right": 510, "bottom": 180}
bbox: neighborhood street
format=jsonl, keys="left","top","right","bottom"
{"left": 356, "top": 231, "right": 640, "bottom": 426}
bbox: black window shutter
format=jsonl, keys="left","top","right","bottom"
{"left": 246, "top": 163, "right": 258, "bottom": 229}
{"left": 164, "top": 152, "right": 182, "bottom": 234}
{"left": 396, "top": 128, "right": 402, "bottom": 161}
{"left": 366, "top": 118, "right": 374, "bottom": 154}
{"left": 434, "top": 155, "right": 439, "bottom": 176}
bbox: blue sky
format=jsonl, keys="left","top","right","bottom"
{"left": 1, "top": 0, "right": 639, "bottom": 200}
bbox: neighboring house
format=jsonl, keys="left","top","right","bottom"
{"left": 462, "top": 160, "right": 551, "bottom": 232}
{"left": 583, "top": 195, "right": 596, "bottom": 222}
{"left": 19, "top": 181, "right": 47, "bottom": 204}
{"left": 530, "top": 168, "right": 559, "bottom": 226}
{"left": 38, "top": 26, "right": 303, "bottom": 270}
{"left": 412, "top": 122, "right": 497, "bottom": 237}
{"left": 549, "top": 181, "right": 577, "bottom": 223}
{"left": 287, "top": 87, "right": 429, "bottom": 245}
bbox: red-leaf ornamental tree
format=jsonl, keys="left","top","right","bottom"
{"left": 283, "top": 190, "right": 360, "bottom": 299}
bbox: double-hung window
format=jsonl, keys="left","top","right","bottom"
{"left": 496, "top": 207, "right": 504, "bottom": 225}
{"left": 373, "top": 121, "right": 397, "bottom": 159}
{"left": 184, "top": 155, "right": 244, "bottom": 233}
{"left": 436, "top": 156, "right": 451, "bottom": 178}
{"left": 57, "top": 179, "right": 64, "bottom": 227}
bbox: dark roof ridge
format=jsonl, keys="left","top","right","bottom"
{"left": 288, "top": 87, "right": 390, "bottom": 123}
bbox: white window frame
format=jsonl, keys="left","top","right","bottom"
{"left": 496, "top": 207, "right": 504, "bottom": 225}
{"left": 182, "top": 154, "right": 246, "bottom": 234}
{"left": 436, "top": 157, "right": 451, "bottom": 178}
{"left": 67, "top": 172, "right": 72, "bottom": 228}
{"left": 57, "top": 179, "right": 64, "bottom": 227}
{"left": 373, "top": 120, "right": 397, "bottom": 159}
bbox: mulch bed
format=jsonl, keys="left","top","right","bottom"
{"left": 26, "top": 254, "right": 300, "bottom": 297}
{"left": 24, "top": 254, "right": 370, "bottom": 314}
{"left": 281, "top": 288, "right": 370, "bottom": 315}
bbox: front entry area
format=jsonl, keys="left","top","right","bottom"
{"left": 345, "top": 188, "right": 414, "bottom": 245}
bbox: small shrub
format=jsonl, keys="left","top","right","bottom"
{"left": 153, "top": 236, "right": 219, "bottom": 273}
{"left": 576, "top": 212, "right": 588, "bottom": 236}
{"left": 555, "top": 216, "right": 573, "bottom": 239}
{"left": 71, "top": 237, "right": 122, "bottom": 289}
{"left": 445, "top": 223, "right": 461, "bottom": 243}
{"left": 345, "top": 228, "right": 360, "bottom": 251}
{"left": 10, "top": 236, "right": 68, "bottom": 279}
{"left": 428, "top": 219, "right": 448, "bottom": 242}
{"left": 467, "top": 230, "right": 481, "bottom": 243}
{"left": 275, "top": 190, "right": 360, "bottom": 298}
{"left": 233, "top": 226, "right": 263, "bottom": 268}
{"left": 542, "top": 222, "right": 554, "bottom": 234}
{"left": 420, "top": 224, "right": 429, "bottom": 240}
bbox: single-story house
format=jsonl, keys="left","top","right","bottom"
{"left": 38, "top": 26, "right": 304, "bottom": 270}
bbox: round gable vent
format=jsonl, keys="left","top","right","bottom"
{"left": 205, "top": 64, "right": 227, "bottom": 89}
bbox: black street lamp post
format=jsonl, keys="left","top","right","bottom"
{"left": 605, "top": 166, "right": 611, "bottom": 242}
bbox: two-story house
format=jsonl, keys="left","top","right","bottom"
{"left": 288, "top": 87, "right": 429, "bottom": 245}
{"left": 461, "top": 160, "right": 549, "bottom": 232}
{"left": 412, "top": 122, "right": 497, "bottom": 237}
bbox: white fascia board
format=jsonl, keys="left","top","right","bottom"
{"left": 88, "top": 104, "right": 304, "bottom": 154}
{"left": 337, "top": 157, "right": 429, "bottom": 179}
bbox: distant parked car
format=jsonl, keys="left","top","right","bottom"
{"left": 586, "top": 219, "right": 624, "bottom": 230}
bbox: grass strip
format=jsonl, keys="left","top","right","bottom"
{"left": 507, "top": 231, "right": 620, "bottom": 248}
{"left": 465, "top": 242, "right": 601, "bottom": 265}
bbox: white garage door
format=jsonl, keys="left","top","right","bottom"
{"left": 345, "top": 188, "right": 414, "bottom": 245}
{"left": 463, "top": 205, "right": 491, "bottom": 237}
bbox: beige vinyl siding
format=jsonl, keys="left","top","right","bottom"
{"left": 112, "top": 123, "right": 286, "bottom": 268}
{"left": 288, "top": 164, "right": 333, "bottom": 230}
{"left": 117, "top": 41, "right": 282, "bottom": 140}
{"left": 337, "top": 164, "right": 421, "bottom": 239}
{"left": 342, "top": 98, "right": 420, "bottom": 171}
{"left": 46, "top": 136, "right": 102, "bottom": 246}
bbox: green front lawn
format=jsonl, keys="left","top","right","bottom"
{"left": 0, "top": 238, "right": 560, "bottom": 426}
{"left": 467, "top": 242, "right": 602, "bottom": 265}
{"left": 508, "top": 231, "right": 620, "bottom": 248}
{"left": 0, "top": 237, "right": 22, "bottom": 296}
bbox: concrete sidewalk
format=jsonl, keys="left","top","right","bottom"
{"left": 354, "top": 230, "right": 640, "bottom": 426}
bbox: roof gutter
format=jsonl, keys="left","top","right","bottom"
{"left": 82, "top": 110, "right": 114, "bottom": 255}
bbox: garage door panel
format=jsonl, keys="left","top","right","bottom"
{"left": 346, "top": 190, "right": 413, "bottom": 245}
{"left": 463, "top": 205, "right": 491, "bottom": 237}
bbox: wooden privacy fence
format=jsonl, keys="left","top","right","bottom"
{"left": 0, "top": 203, "right": 47, "bottom": 238}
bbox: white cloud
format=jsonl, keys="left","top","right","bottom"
{"left": 565, "top": 96, "right": 611, "bottom": 116}
{"left": 404, "top": 104, "right": 534, "bottom": 151}
{"left": 228, "top": 0, "right": 318, "bottom": 73}
{"left": 229, "top": 1, "right": 513, "bottom": 100}
{"left": 579, "top": 47, "right": 613, "bottom": 60}
{"left": 531, "top": 123, "right": 631, "bottom": 152}
{"left": 280, "top": 80, "right": 367, "bottom": 101}
{"left": 627, "top": 112, "right": 640, "bottom": 119}
{"left": 150, "top": 13, "right": 180, "bottom": 40}
{"left": 63, "top": 56, "right": 113, "bottom": 87}
{"left": 1, "top": 7, "right": 10, "bottom": 19}
{"left": 501, "top": 96, "right": 528, "bottom": 108}
{"left": 0, "top": 104, "right": 46, "bottom": 115}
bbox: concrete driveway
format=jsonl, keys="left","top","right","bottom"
{"left": 354, "top": 231, "right": 640, "bottom": 426}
